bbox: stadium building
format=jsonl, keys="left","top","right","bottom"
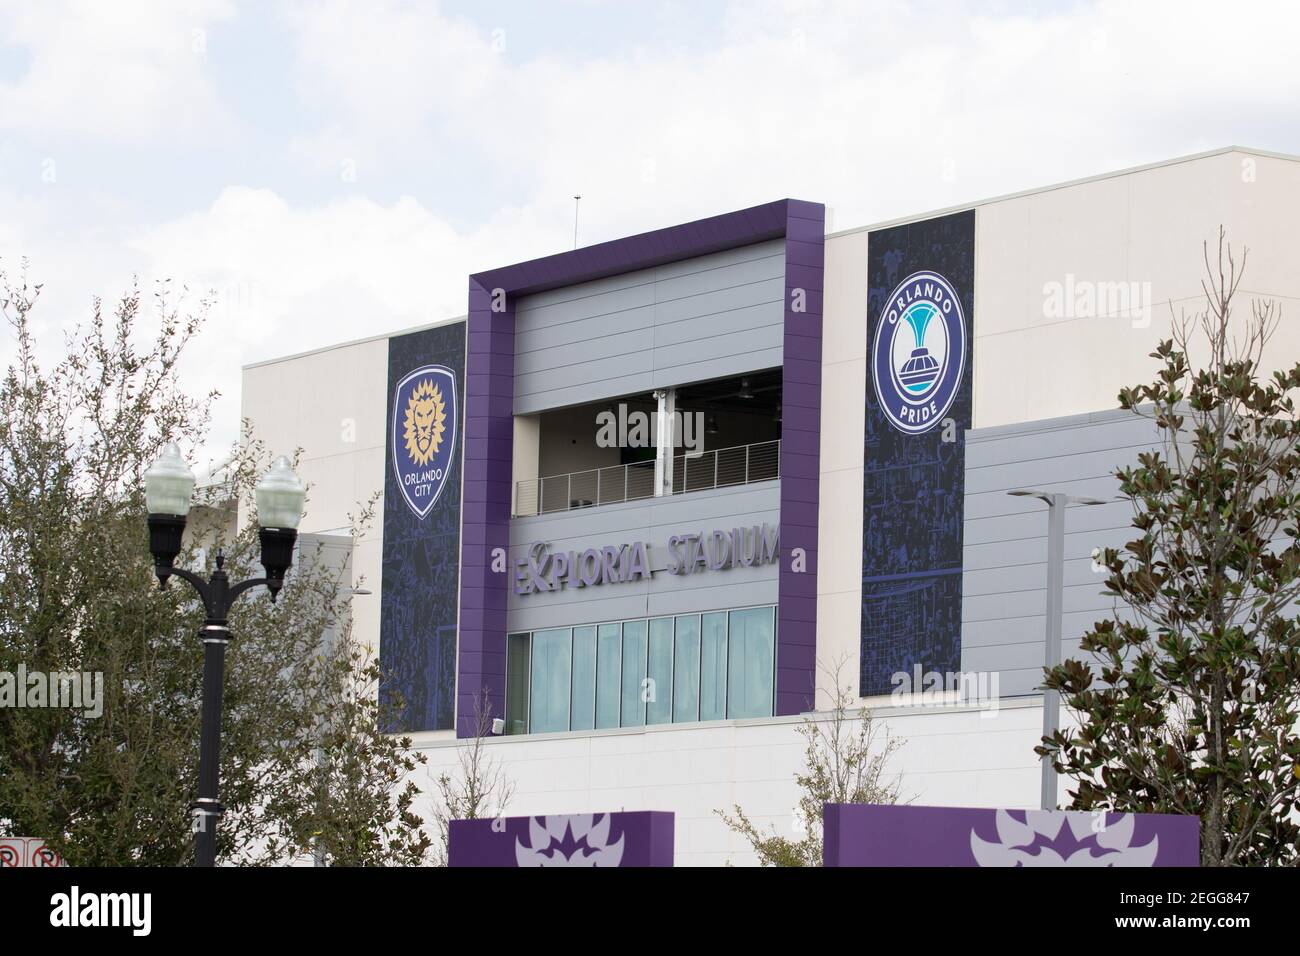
{"left": 241, "top": 147, "right": 1300, "bottom": 864}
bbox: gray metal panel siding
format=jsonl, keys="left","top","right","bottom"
{"left": 512, "top": 239, "right": 787, "bottom": 413}
{"left": 506, "top": 483, "right": 781, "bottom": 633}
{"left": 961, "top": 410, "right": 1159, "bottom": 697}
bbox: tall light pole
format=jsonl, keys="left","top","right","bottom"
{"left": 144, "top": 444, "right": 306, "bottom": 866}
{"left": 1007, "top": 488, "right": 1110, "bottom": 810}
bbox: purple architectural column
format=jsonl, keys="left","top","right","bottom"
{"left": 457, "top": 279, "right": 514, "bottom": 731}
{"left": 776, "top": 200, "right": 825, "bottom": 716}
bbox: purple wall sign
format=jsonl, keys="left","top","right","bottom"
{"left": 823, "top": 804, "right": 1200, "bottom": 867}
{"left": 459, "top": 199, "right": 825, "bottom": 735}
{"left": 448, "top": 811, "right": 674, "bottom": 867}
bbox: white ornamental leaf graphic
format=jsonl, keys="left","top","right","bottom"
{"left": 1064, "top": 846, "right": 1118, "bottom": 867}
{"left": 995, "top": 808, "right": 1035, "bottom": 846}
{"left": 1023, "top": 810, "right": 1066, "bottom": 841}
{"left": 1066, "top": 811, "right": 1098, "bottom": 843}
{"left": 514, "top": 814, "right": 626, "bottom": 867}
{"left": 1094, "top": 811, "right": 1134, "bottom": 850}
{"left": 969, "top": 810, "right": 1160, "bottom": 867}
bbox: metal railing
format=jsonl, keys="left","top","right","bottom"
{"left": 513, "top": 439, "right": 781, "bottom": 517}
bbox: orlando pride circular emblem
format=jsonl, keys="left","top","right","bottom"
{"left": 872, "top": 270, "right": 966, "bottom": 435}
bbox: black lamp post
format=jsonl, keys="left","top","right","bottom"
{"left": 145, "top": 444, "right": 306, "bottom": 867}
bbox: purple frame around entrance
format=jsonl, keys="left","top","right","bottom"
{"left": 457, "top": 199, "right": 825, "bottom": 735}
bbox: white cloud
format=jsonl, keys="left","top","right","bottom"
{"left": 5, "top": 0, "right": 1300, "bottom": 465}
{"left": 279, "top": 0, "right": 1300, "bottom": 239}
{"left": 0, "top": 0, "right": 234, "bottom": 139}
{"left": 126, "top": 185, "right": 572, "bottom": 461}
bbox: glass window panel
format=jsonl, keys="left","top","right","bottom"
{"left": 700, "top": 612, "right": 728, "bottom": 721}
{"left": 647, "top": 618, "right": 674, "bottom": 725}
{"left": 570, "top": 626, "right": 597, "bottom": 732}
{"left": 505, "top": 633, "right": 531, "bottom": 735}
{"left": 673, "top": 615, "right": 701, "bottom": 723}
{"left": 620, "top": 619, "right": 648, "bottom": 727}
{"left": 529, "top": 628, "right": 572, "bottom": 734}
{"left": 727, "top": 607, "right": 775, "bottom": 719}
{"left": 595, "top": 623, "right": 622, "bottom": 729}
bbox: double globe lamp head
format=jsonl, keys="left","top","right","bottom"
{"left": 144, "top": 442, "right": 306, "bottom": 599}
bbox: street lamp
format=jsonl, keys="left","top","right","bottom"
{"left": 145, "top": 443, "right": 306, "bottom": 866}
{"left": 1007, "top": 488, "right": 1112, "bottom": 810}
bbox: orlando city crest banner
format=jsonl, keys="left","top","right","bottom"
{"left": 861, "top": 210, "right": 974, "bottom": 696}
{"left": 380, "top": 321, "right": 466, "bottom": 732}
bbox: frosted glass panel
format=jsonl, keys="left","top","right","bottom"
{"left": 700, "top": 612, "right": 728, "bottom": 721}
{"left": 596, "top": 623, "right": 622, "bottom": 729}
{"left": 620, "top": 620, "right": 648, "bottom": 727}
{"left": 505, "top": 633, "right": 530, "bottom": 735}
{"left": 673, "top": 615, "right": 701, "bottom": 722}
{"left": 647, "top": 617, "right": 674, "bottom": 725}
{"left": 571, "top": 626, "right": 596, "bottom": 731}
{"left": 529, "top": 628, "right": 572, "bottom": 734}
{"left": 727, "top": 607, "right": 774, "bottom": 719}
{"left": 513, "top": 606, "right": 775, "bottom": 734}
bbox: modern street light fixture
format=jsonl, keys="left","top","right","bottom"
{"left": 145, "top": 443, "right": 306, "bottom": 867}
{"left": 1007, "top": 488, "right": 1112, "bottom": 811}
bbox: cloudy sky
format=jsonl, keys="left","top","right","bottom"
{"left": 1, "top": 0, "right": 1296, "bottom": 464}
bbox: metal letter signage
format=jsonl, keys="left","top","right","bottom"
{"left": 391, "top": 364, "right": 458, "bottom": 519}
{"left": 513, "top": 524, "right": 779, "bottom": 596}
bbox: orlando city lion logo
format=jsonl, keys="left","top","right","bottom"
{"left": 403, "top": 378, "right": 447, "bottom": 466}
{"left": 872, "top": 270, "right": 967, "bottom": 435}
{"left": 391, "top": 365, "right": 458, "bottom": 519}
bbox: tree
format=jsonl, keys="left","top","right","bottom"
{"left": 0, "top": 265, "right": 430, "bottom": 865}
{"left": 1040, "top": 231, "right": 1300, "bottom": 866}
{"left": 717, "top": 659, "right": 906, "bottom": 866}
{"left": 258, "top": 637, "right": 431, "bottom": 867}
{"left": 430, "top": 688, "right": 516, "bottom": 866}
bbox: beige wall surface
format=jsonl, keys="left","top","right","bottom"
{"left": 973, "top": 149, "right": 1299, "bottom": 428}
{"left": 241, "top": 336, "right": 390, "bottom": 654}
{"left": 817, "top": 148, "right": 1300, "bottom": 703}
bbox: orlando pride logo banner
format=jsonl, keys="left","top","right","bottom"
{"left": 861, "top": 210, "right": 974, "bottom": 697}
{"left": 380, "top": 322, "right": 465, "bottom": 732}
